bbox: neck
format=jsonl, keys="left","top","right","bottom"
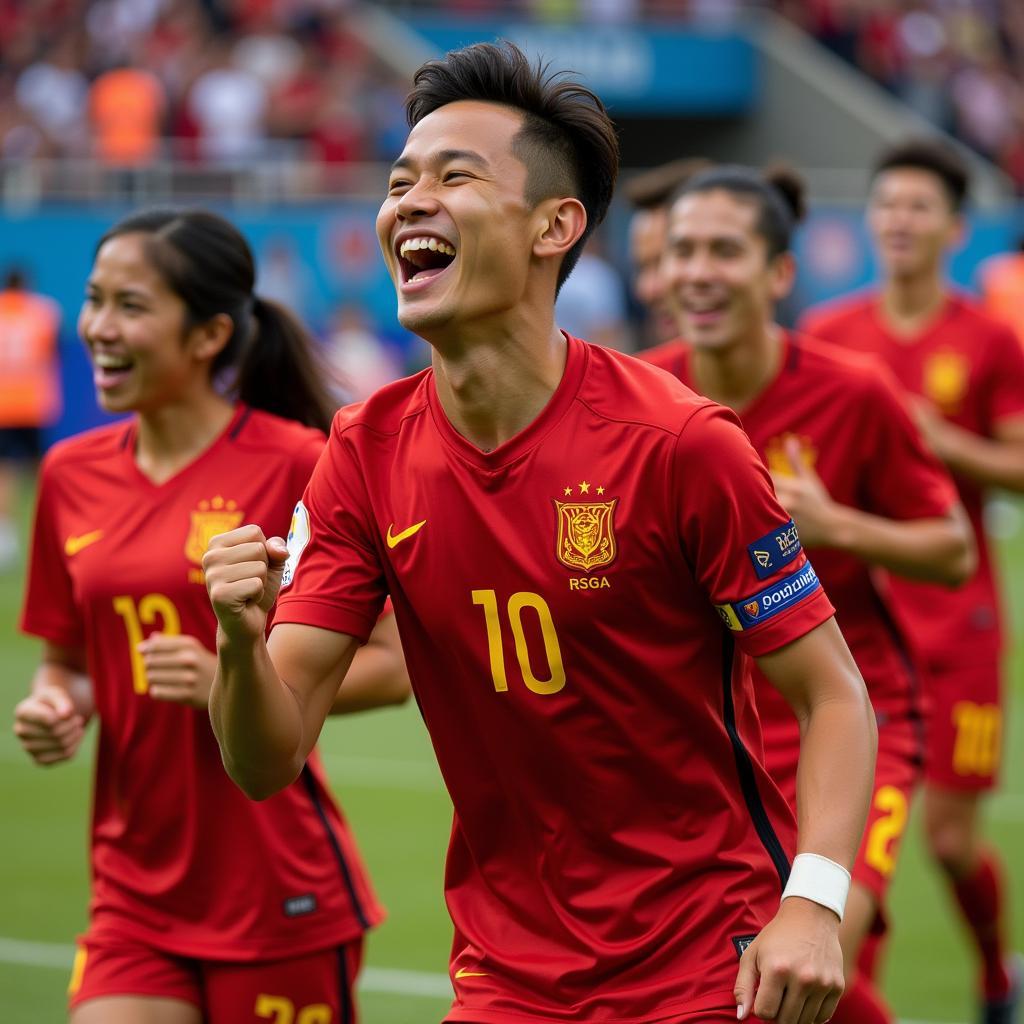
{"left": 690, "top": 320, "right": 784, "bottom": 412}
{"left": 430, "top": 311, "right": 567, "bottom": 452}
{"left": 880, "top": 269, "right": 946, "bottom": 334}
{"left": 135, "top": 387, "right": 236, "bottom": 484}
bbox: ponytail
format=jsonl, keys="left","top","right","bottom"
{"left": 234, "top": 297, "right": 337, "bottom": 434}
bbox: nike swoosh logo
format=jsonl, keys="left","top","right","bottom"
{"left": 386, "top": 519, "right": 426, "bottom": 549}
{"left": 64, "top": 530, "right": 104, "bottom": 556}
{"left": 454, "top": 967, "right": 488, "bottom": 979}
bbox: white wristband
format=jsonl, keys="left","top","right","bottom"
{"left": 781, "top": 853, "right": 851, "bottom": 921}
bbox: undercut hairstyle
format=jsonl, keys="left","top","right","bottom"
{"left": 676, "top": 163, "right": 807, "bottom": 259}
{"left": 97, "top": 209, "right": 336, "bottom": 432}
{"left": 624, "top": 158, "right": 712, "bottom": 212}
{"left": 872, "top": 139, "right": 970, "bottom": 212}
{"left": 406, "top": 40, "right": 620, "bottom": 291}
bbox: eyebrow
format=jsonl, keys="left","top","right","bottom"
{"left": 390, "top": 148, "right": 491, "bottom": 174}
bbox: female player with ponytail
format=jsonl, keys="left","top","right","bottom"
{"left": 13, "top": 210, "right": 405, "bottom": 1023}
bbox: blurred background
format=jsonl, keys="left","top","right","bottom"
{"left": 2, "top": 2, "right": 1024, "bottom": 1021}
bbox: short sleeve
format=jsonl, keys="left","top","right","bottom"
{"left": 273, "top": 419, "right": 387, "bottom": 643}
{"left": 674, "top": 404, "right": 835, "bottom": 657}
{"left": 857, "top": 369, "right": 958, "bottom": 520}
{"left": 20, "top": 458, "right": 84, "bottom": 649}
{"left": 982, "top": 324, "right": 1024, "bottom": 428}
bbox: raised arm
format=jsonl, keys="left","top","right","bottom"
{"left": 13, "top": 642, "right": 93, "bottom": 766}
{"left": 204, "top": 525, "right": 359, "bottom": 799}
{"left": 734, "top": 618, "right": 876, "bottom": 1023}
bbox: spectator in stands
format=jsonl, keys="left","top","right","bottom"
{"left": 978, "top": 234, "right": 1024, "bottom": 346}
{"left": 0, "top": 267, "right": 61, "bottom": 570}
{"left": 89, "top": 65, "right": 165, "bottom": 166}
{"left": 555, "top": 235, "right": 630, "bottom": 351}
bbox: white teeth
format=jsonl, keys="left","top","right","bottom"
{"left": 399, "top": 237, "right": 456, "bottom": 258}
{"left": 94, "top": 353, "right": 132, "bottom": 369}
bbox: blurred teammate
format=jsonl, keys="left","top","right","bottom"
{"left": 203, "top": 42, "right": 877, "bottom": 1024}
{"left": 13, "top": 210, "right": 409, "bottom": 1024}
{"left": 645, "top": 164, "right": 974, "bottom": 1024}
{"left": 0, "top": 267, "right": 61, "bottom": 569}
{"left": 802, "top": 139, "right": 1024, "bottom": 1023}
{"left": 624, "top": 157, "right": 710, "bottom": 345}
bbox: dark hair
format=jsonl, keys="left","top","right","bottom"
{"left": 872, "top": 139, "right": 970, "bottom": 212}
{"left": 96, "top": 209, "right": 335, "bottom": 433}
{"left": 676, "top": 163, "right": 807, "bottom": 258}
{"left": 625, "top": 158, "right": 712, "bottom": 212}
{"left": 3, "top": 267, "right": 26, "bottom": 290}
{"left": 406, "top": 40, "right": 619, "bottom": 291}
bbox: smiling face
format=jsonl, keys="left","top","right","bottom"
{"left": 377, "top": 100, "right": 553, "bottom": 342}
{"left": 867, "top": 167, "right": 961, "bottom": 282}
{"left": 78, "top": 233, "right": 218, "bottom": 414}
{"left": 662, "top": 189, "right": 793, "bottom": 352}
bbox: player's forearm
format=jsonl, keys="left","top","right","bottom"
{"left": 825, "top": 504, "right": 975, "bottom": 585}
{"left": 210, "top": 630, "right": 307, "bottom": 799}
{"left": 33, "top": 661, "right": 94, "bottom": 719}
{"left": 932, "top": 422, "right": 1024, "bottom": 492}
{"left": 330, "top": 644, "right": 411, "bottom": 715}
{"left": 794, "top": 680, "right": 877, "bottom": 868}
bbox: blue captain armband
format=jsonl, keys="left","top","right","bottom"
{"left": 716, "top": 562, "right": 821, "bottom": 632}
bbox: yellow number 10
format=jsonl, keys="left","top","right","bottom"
{"left": 471, "top": 590, "right": 565, "bottom": 695}
{"left": 112, "top": 594, "right": 181, "bottom": 694}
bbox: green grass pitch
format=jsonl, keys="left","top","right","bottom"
{"left": 1, "top": 478, "right": 1021, "bottom": 1023}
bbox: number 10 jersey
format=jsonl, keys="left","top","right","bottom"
{"left": 275, "top": 335, "right": 835, "bottom": 1023}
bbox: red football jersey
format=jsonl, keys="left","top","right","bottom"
{"left": 21, "top": 406, "right": 382, "bottom": 960}
{"left": 642, "top": 335, "right": 958, "bottom": 785}
{"left": 275, "top": 335, "right": 835, "bottom": 1022}
{"left": 801, "top": 293, "right": 1024, "bottom": 664}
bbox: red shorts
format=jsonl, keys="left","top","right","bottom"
{"left": 851, "top": 720, "right": 921, "bottom": 904}
{"left": 68, "top": 933, "right": 363, "bottom": 1023}
{"left": 924, "top": 660, "right": 1003, "bottom": 791}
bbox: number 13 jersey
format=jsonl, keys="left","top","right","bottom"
{"left": 275, "top": 335, "right": 836, "bottom": 1023}
{"left": 21, "top": 406, "right": 382, "bottom": 961}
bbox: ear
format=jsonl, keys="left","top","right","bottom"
{"left": 769, "top": 251, "right": 797, "bottom": 302}
{"left": 532, "top": 197, "right": 588, "bottom": 262}
{"left": 188, "top": 312, "right": 234, "bottom": 363}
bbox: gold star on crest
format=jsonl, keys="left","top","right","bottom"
{"left": 596, "top": 486, "right": 605, "bottom": 495}
{"left": 579, "top": 481, "right": 590, "bottom": 494}
{"left": 564, "top": 486, "right": 572, "bottom": 496}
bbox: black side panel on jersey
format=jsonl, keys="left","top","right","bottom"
{"left": 720, "top": 632, "right": 791, "bottom": 888}
{"left": 337, "top": 944, "right": 354, "bottom": 1024}
{"left": 300, "top": 765, "right": 371, "bottom": 930}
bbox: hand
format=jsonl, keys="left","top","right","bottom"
{"left": 911, "top": 397, "right": 952, "bottom": 460}
{"left": 734, "top": 898, "right": 844, "bottom": 1023}
{"left": 770, "top": 437, "right": 839, "bottom": 549}
{"left": 203, "top": 525, "right": 288, "bottom": 645}
{"left": 13, "top": 685, "right": 88, "bottom": 766}
{"left": 141, "top": 633, "right": 218, "bottom": 709}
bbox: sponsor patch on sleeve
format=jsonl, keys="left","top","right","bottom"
{"left": 747, "top": 519, "right": 802, "bottom": 580}
{"left": 281, "top": 500, "right": 310, "bottom": 588}
{"left": 716, "top": 562, "right": 821, "bottom": 632}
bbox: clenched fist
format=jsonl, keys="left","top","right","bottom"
{"left": 14, "top": 685, "right": 88, "bottom": 766}
{"left": 203, "top": 525, "right": 288, "bottom": 644}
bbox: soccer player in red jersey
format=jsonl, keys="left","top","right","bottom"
{"left": 203, "top": 43, "right": 878, "bottom": 1024}
{"left": 801, "top": 140, "right": 1024, "bottom": 1023}
{"left": 12, "top": 210, "right": 409, "bottom": 1023}
{"left": 644, "top": 163, "right": 975, "bottom": 1024}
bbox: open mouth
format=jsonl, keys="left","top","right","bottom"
{"left": 92, "top": 350, "right": 135, "bottom": 390}
{"left": 397, "top": 235, "right": 457, "bottom": 286}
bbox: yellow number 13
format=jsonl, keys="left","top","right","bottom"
{"left": 471, "top": 590, "right": 565, "bottom": 695}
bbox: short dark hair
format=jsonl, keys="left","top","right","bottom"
{"left": 872, "top": 139, "right": 970, "bottom": 212}
{"left": 406, "top": 40, "right": 619, "bottom": 291}
{"left": 625, "top": 158, "right": 712, "bottom": 212}
{"left": 676, "top": 163, "right": 807, "bottom": 259}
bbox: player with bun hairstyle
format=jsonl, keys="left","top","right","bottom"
{"left": 802, "top": 137, "right": 1024, "bottom": 1024}
{"left": 646, "top": 164, "right": 974, "bottom": 1024}
{"left": 13, "top": 209, "right": 407, "bottom": 1023}
{"left": 205, "top": 41, "right": 878, "bottom": 1024}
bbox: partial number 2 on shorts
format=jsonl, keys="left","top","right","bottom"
{"left": 255, "top": 994, "right": 332, "bottom": 1024}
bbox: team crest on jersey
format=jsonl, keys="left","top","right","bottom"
{"left": 185, "top": 496, "right": 244, "bottom": 583}
{"left": 765, "top": 433, "right": 817, "bottom": 477}
{"left": 554, "top": 484, "right": 617, "bottom": 573}
{"left": 923, "top": 351, "right": 969, "bottom": 411}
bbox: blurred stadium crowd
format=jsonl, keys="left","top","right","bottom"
{"left": 4, "top": 0, "right": 1024, "bottom": 192}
